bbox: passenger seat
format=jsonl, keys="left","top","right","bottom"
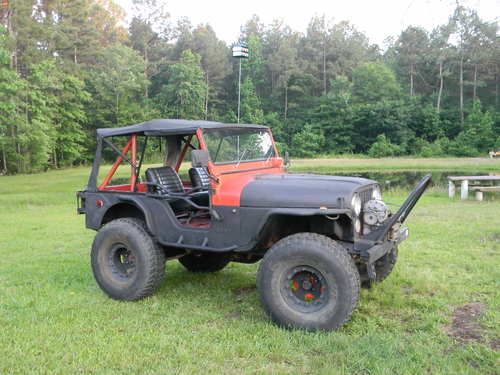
{"left": 145, "top": 166, "right": 185, "bottom": 195}
{"left": 188, "top": 167, "right": 211, "bottom": 190}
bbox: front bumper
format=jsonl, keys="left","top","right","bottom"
{"left": 355, "top": 174, "right": 431, "bottom": 280}
{"left": 362, "top": 226, "right": 408, "bottom": 280}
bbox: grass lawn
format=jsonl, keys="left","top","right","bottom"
{"left": 291, "top": 156, "right": 499, "bottom": 173}
{"left": 0, "top": 158, "right": 499, "bottom": 374}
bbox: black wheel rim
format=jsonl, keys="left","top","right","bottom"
{"left": 281, "top": 265, "right": 330, "bottom": 313}
{"left": 108, "top": 243, "right": 137, "bottom": 281}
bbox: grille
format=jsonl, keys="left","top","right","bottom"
{"left": 359, "top": 188, "right": 373, "bottom": 205}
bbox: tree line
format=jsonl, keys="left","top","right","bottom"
{"left": 0, "top": 0, "right": 499, "bottom": 173}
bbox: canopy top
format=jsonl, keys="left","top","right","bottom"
{"left": 96, "top": 119, "right": 269, "bottom": 138}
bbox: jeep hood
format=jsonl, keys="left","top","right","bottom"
{"left": 240, "top": 174, "right": 377, "bottom": 208}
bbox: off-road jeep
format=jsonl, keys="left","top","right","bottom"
{"left": 77, "top": 119, "right": 430, "bottom": 331}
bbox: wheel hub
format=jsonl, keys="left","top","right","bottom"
{"left": 108, "top": 244, "right": 137, "bottom": 281}
{"left": 281, "top": 265, "right": 329, "bottom": 313}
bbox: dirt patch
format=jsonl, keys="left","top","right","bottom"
{"left": 445, "top": 302, "right": 486, "bottom": 345}
{"left": 232, "top": 285, "right": 256, "bottom": 301}
{"left": 490, "top": 339, "right": 500, "bottom": 351}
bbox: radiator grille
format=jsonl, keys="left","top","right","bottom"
{"left": 359, "top": 188, "right": 373, "bottom": 205}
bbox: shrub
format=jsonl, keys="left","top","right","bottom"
{"left": 291, "top": 125, "right": 325, "bottom": 157}
{"left": 368, "top": 134, "right": 403, "bottom": 158}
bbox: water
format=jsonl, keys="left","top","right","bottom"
{"left": 333, "top": 171, "right": 494, "bottom": 190}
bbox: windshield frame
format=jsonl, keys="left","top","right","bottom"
{"left": 199, "top": 127, "right": 279, "bottom": 166}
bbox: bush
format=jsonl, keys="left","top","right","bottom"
{"left": 412, "top": 137, "right": 448, "bottom": 157}
{"left": 291, "top": 125, "right": 325, "bottom": 157}
{"left": 447, "top": 132, "right": 480, "bottom": 156}
{"left": 368, "top": 134, "right": 403, "bottom": 158}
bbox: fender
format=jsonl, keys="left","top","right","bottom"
{"left": 114, "top": 194, "right": 156, "bottom": 234}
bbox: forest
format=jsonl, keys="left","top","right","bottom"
{"left": 0, "top": 0, "right": 499, "bottom": 173}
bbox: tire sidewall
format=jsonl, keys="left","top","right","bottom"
{"left": 91, "top": 219, "right": 161, "bottom": 300}
{"left": 258, "top": 235, "right": 359, "bottom": 331}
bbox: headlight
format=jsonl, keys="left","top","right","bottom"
{"left": 372, "top": 186, "right": 382, "bottom": 200}
{"left": 351, "top": 194, "right": 362, "bottom": 216}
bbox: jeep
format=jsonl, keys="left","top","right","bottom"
{"left": 77, "top": 119, "right": 430, "bottom": 331}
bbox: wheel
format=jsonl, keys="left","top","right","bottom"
{"left": 257, "top": 233, "right": 360, "bottom": 331}
{"left": 179, "top": 252, "right": 230, "bottom": 273}
{"left": 359, "top": 246, "right": 398, "bottom": 287}
{"left": 91, "top": 218, "right": 165, "bottom": 300}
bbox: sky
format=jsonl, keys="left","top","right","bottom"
{"left": 115, "top": 0, "right": 499, "bottom": 47}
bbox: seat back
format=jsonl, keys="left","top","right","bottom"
{"left": 189, "top": 167, "right": 211, "bottom": 190}
{"left": 145, "top": 166, "right": 184, "bottom": 195}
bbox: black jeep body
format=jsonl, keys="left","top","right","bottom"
{"left": 78, "top": 119, "right": 430, "bottom": 331}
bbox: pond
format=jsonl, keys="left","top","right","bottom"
{"left": 332, "top": 171, "right": 496, "bottom": 191}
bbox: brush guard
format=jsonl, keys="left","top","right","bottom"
{"left": 354, "top": 174, "right": 432, "bottom": 280}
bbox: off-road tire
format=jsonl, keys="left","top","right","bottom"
{"left": 91, "top": 218, "right": 165, "bottom": 300}
{"left": 257, "top": 233, "right": 360, "bottom": 331}
{"left": 179, "top": 253, "right": 230, "bottom": 273}
{"left": 359, "top": 246, "right": 398, "bottom": 288}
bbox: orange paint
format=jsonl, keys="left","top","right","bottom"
{"left": 196, "top": 128, "right": 285, "bottom": 207}
{"left": 99, "top": 138, "right": 133, "bottom": 190}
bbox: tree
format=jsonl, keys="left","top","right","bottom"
{"left": 447, "top": 6, "right": 493, "bottom": 125}
{"left": 156, "top": 49, "right": 206, "bottom": 119}
{"left": 352, "top": 62, "right": 401, "bottom": 102}
{"left": 241, "top": 33, "right": 266, "bottom": 97}
{"left": 129, "top": 0, "right": 171, "bottom": 98}
{"left": 311, "top": 76, "right": 354, "bottom": 153}
{"left": 292, "top": 124, "right": 325, "bottom": 157}
{"left": 267, "top": 30, "right": 299, "bottom": 121}
{"left": 0, "top": 26, "right": 25, "bottom": 173}
{"left": 191, "top": 24, "right": 230, "bottom": 119}
{"left": 394, "top": 27, "right": 429, "bottom": 97}
{"left": 86, "top": 44, "right": 150, "bottom": 129}
{"left": 460, "top": 100, "right": 494, "bottom": 153}
{"left": 240, "top": 77, "right": 264, "bottom": 124}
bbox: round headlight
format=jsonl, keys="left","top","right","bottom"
{"left": 351, "top": 194, "right": 362, "bottom": 216}
{"left": 372, "top": 186, "right": 382, "bottom": 200}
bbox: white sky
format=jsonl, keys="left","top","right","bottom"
{"left": 116, "top": 0, "right": 499, "bottom": 47}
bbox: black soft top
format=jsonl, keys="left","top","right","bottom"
{"left": 96, "top": 119, "right": 269, "bottom": 138}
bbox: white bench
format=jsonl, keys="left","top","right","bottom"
{"left": 448, "top": 175, "right": 500, "bottom": 200}
{"left": 471, "top": 186, "right": 500, "bottom": 201}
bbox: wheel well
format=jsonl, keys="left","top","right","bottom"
{"left": 102, "top": 203, "right": 146, "bottom": 226}
{"left": 256, "top": 214, "right": 352, "bottom": 250}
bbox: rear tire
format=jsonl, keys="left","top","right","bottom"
{"left": 179, "top": 252, "right": 230, "bottom": 273}
{"left": 91, "top": 218, "right": 165, "bottom": 301}
{"left": 257, "top": 233, "right": 360, "bottom": 331}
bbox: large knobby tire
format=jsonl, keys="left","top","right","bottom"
{"left": 91, "top": 218, "right": 165, "bottom": 301}
{"left": 257, "top": 233, "right": 360, "bottom": 331}
{"left": 359, "top": 246, "right": 398, "bottom": 288}
{"left": 179, "top": 252, "right": 230, "bottom": 273}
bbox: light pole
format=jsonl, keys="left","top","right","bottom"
{"left": 232, "top": 42, "right": 248, "bottom": 123}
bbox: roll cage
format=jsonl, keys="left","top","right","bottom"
{"left": 87, "top": 120, "right": 276, "bottom": 194}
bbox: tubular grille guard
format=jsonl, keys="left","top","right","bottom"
{"left": 355, "top": 174, "right": 432, "bottom": 246}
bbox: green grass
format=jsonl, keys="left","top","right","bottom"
{"left": 0, "top": 159, "right": 499, "bottom": 374}
{"left": 290, "top": 156, "right": 499, "bottom": 173}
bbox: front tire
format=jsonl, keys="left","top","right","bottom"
{"left": 91, "top": 218, "right": 165, "bottom": 301}
{"left": 257, "top": 233, "right": 360, "bottom": 331}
